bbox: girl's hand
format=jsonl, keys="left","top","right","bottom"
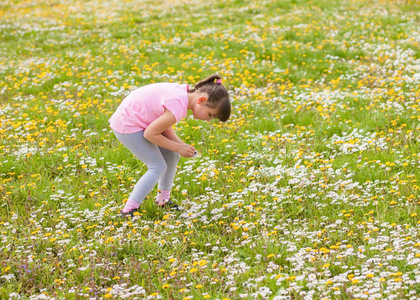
{"left": 177, "top": 143, "right": 196, "bottom": 158}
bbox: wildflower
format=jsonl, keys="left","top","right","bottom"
{"left": 308, "top": 273, "right": 316, "bottom": 281}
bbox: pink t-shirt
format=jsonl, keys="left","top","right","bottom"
{"left": 109, "top": 83, "right": 189, "bottom": 134}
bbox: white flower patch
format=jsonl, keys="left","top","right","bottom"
{"left": 12, "top": 144, "right": 41, "bottom": 159}
{"left": 327, "top": 129, "right": 388, "bottom": 154}
{"left": 0, "top": 273, "right": 16, "bottom": 282}
{"left": 108, "top": 284, "right": 146, "bottom": 298}
{"left": 8, "top": 293, "right": 21, "bottom": 299}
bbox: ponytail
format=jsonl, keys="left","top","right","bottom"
{"left": 192, "top": 74, "right": 221, "bottom": 91}
{"left": 188, "top": 74, "right": 231, "bottom": 122}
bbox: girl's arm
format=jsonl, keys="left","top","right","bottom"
{"left": 144, "top": 109, "right": 196, "bottom": 157}
{"left": 162, "top": 126, "right": 184, "bottom": 144}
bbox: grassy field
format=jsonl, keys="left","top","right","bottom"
{"left": 1, "top": 0, "right": 420, "bottom": 299}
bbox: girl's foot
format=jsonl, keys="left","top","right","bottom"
{"left": 155, "top": 198, "right": 180, "bottom": 211}
{"left": 119, "top": 208, "right": 140, "bottom": 219}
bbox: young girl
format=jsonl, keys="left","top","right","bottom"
{"left": 109, "top": 74, "right": 231, "bottom": 218}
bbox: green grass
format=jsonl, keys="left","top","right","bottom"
{"left": 1, "top": 0, "right": 420, "bottom": 299}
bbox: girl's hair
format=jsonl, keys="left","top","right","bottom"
{"left": 188, "top": 74, "right": 231, "bottom": 122}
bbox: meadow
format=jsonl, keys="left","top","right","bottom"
{"left": 1, "top": 0, "right": 420, "bottom": 299}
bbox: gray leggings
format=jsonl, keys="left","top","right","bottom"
{"left": 114, "top": 131, "right": 180, "bottom": 204}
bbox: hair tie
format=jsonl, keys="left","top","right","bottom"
{"left": 216, "top": 79, "right": 222, "bottom": 84}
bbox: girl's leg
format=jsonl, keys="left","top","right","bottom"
{"left": 114, "top": 131, "right": 167, "bottom": 206}
{"left": 158, "top": 147, "right": 180, "bottom": 192}
{"left": 156, "top": 147, "right": 180, "bottom": 204}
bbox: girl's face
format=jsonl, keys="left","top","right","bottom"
{"left": 193, "top": 98, "right": 219, "bottom": 122}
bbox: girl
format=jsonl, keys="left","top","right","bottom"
{"left": 109, "top": 74, "right": 231, "bottom": 218}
